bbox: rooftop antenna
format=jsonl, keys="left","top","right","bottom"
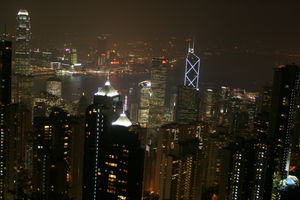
{"left": 192, "top": 35, "right": 195, "bottom": 50}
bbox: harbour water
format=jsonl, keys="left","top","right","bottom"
{"left": 33, "top": 73, "right": 149, "bottom": 104}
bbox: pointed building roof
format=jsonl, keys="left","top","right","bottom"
{"left": 94, "top": 75, "right": 119, "bottom": 97}
{"left": 18, "top": 9, "right": 29, "bottom": 16}
{"left": 112, "top": 112, "right": 132, "bottom": 127}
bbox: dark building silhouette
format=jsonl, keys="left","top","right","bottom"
{"left": 267, "top": 64, "right": 300, "bottom": 199}
{"left": 0, "top": 40, "right": 12, "bottom": 105}
{"left": 32, "top": 108, "right": 72, "bottom": 200}
{"left": 175, "top": 86, "right": 199, "bottom": 124}
{"left": 82, "top": 78, "right": 143, "bottom": 200}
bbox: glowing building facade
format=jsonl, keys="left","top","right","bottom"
{"left": 46, "top": 77, "right": 62, "bottom": 97}
{"left": 15, "top": 9, "right": 31, "bottom": 76}
{"left": 175, "top": 44, "right": 201, "bottom": 124}
{"left": 184, "top": 43, "right": 200, "bottom": 89}
{"left": 148, "top": 58, "right": 168, "bottom": 128}
{"left": 137, "top": 80, "right": 151, "bottom": 127}
{"left": 13, "top": 9, "right": 33, "bottom": 109}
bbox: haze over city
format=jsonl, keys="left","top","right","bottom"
{"left": 0, "top": 1, "right": 300, "bottom": 200}
{"left": 2, "top": 0, "right": 300, "bottom": 89}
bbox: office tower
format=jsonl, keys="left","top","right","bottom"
{"left": 71, "top": 48, "right": 78, "bottom": 65}
{"left": 82, "top": 78, "right": 144, "bottom": 200}
{"left": 148, "top": 57, "right": 168, "bottom": 128}
{"left": 143, "top": 58, "right": 168, "bottom": 197}
{"left": 32, "top": 108, "right": 72, "bottom": 200}
{"left": 13, "top": 9, "right": 33, "bottom": 109}
{"left": 15, "top": 9, "right": 31, "bottom": 75}
{"left": 97, "top": 35, "right": 108, "bottom": 66}
{"left": 77, "top": 93, "right": 88, "bottom": 115}
{"left": 0, "top": 40, "right": 12, "bottom": 105}
{"left": 200, "top": 88, "right": 214, "bottom": 120}
{"left": 46, "top": 77, "right": 62, "bottom": 97}
{"left": 82, "top": 77, "right": 120, "bottom": 199}
{"left": 157, "top": 123, "right": 202, "bottom": 200}
{"left": 137, "top": 80, "right": 151, "bottom": 127}
{"left": 175, "top": 86, "right": 199, "bottom": 124}
{"left": 184, "top": 42, "right": 200, "bottom": 89}
{"left": 175, "top": 44, "right": 201, "bottom": 124}
{"left": 212, "top": 86, "right": 231, "bottom": 127}
{"left": 267, "top": 65, "right": 300, "bottom": 199}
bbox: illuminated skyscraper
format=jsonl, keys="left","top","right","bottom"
{"left": 71, "top": 48, "right": 78, "bottom": 65}
{"left": 97, "top": 35, "right": 108, "bottom": 66}
{"left": 148, "top": 58, "right": 168, "bottom": 128}
{"left": 137, "top": 80, "right": 151, "bottom": 127}
{"left": 175, "top": 43, "right": 201, "bottom": 124}
{"left": 46, "top": 77, "right": 62, "bottom": 97}
{"left": 184, "top": 42, "right": 200, "bottom": 89}
{"left": 13, "top": 9, "right": 33, "bottom": 109}
{"left": 15, "top": 9, "right": 31, "bottom": 76}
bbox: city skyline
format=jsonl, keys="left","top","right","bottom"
{"left": 2, "top": 1, "right": 300, "bottom": 89}
{"left": 1, "top": 4, "right": 300, "bottom": 200}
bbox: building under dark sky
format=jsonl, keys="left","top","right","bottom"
{"left": 2, "top": 1, "right": 300, "bottom": 89}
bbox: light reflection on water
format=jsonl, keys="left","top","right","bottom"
{"left": 33, "top": 73, "right": 149, "bottom": 103}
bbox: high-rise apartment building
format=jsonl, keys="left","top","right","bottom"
{"left": 267, "top": 64, "right": 300, "bottom": 199}
{"left": 157, "top": 123, "right": 202, "bottom": 200}
{"left": 32, "top": 108, "right": 72, "bottom": 199}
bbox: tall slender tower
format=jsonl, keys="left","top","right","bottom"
{"left": 13, "top": 9, "right": 33, "bottom": 109}
{"left": 268, "top": 64, "right": 300, "bottom": 199}
{"left": 15, "top": 9, "right": 31, "bottom": 76}
{"left": 184, "top": 41, "right": 200, "bottom": 89}
{"left": 175, "top": 42, "right": 201, "bottom": 124}
{"left": 148, "top": 57, "right": 168, "bottom": 128}
{"left": 0, "top": 40, "right": 12, "bottom": 199}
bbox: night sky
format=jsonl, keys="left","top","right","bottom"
{"left": 2, "top": 0, "right": 300, "bottom": 90}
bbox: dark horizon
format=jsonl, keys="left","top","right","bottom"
{"left": 2, "top": 0, "right": 300, "bottom": 90}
